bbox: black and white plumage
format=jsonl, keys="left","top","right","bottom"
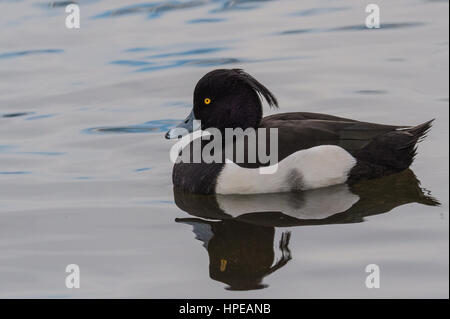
{"left": 166, "top": 69, "right": 433, "bottom": 194}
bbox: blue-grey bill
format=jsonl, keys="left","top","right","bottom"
{"left": 165, "top": 110, "right": 201, "bottom": 139}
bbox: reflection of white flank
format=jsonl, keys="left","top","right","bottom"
{"left": 216, "top": 184, "right": 360, "bottom": 220}
{"left": 216, "top": 145, "right": 356, "bottom": 194}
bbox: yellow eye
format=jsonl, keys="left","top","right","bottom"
{"left": 204, "top": 98, "right": 211, "bottom": 105}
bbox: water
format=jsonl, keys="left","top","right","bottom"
{"left": 0, "top": 0, "right": 448, "bottom": 298}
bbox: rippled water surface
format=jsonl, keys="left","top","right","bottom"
{"left": 0, "top": 0, "right": 448, "bottom": 298}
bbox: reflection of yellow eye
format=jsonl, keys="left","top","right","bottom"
{"left": 220, "top": 259, "right": 227, "bottom": 272}
{"left": 204, "top": 98, "right": 211, "bottom": 105}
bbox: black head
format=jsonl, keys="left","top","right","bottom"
{"left": 193, "top": 69, "right": 278, "bottom": 131}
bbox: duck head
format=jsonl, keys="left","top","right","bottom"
{"left": 165, "top": 69, "right": 278, "bottom": 139}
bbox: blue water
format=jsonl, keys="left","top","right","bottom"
{"left": 0, "top": 0, "right": 448, "bottom": 298}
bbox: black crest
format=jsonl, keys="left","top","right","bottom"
{"left": 232, "top": 69, "right": 279, "bottom": 109}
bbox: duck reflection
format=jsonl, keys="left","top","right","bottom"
{"left": 174, "top": 170, "right": 439, "bottom": 290}
{"left": 177, "top": 218, "right": 291, "bottom": 290}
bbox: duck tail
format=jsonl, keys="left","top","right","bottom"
{"left": 398, "top": 119, "right": 434, "bottom": 167}
{"left": 406, "top": 119, "right": 434, "bottom": 142}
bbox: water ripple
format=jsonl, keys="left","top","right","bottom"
{"left": 135, "top": 167, "right": 151, "bottom": 172}
{"left": 1, "top": 112, "right": 35, "bottom": 118}
{"left": 111, "top": 46, "right": 235, "bottom": 72}
{"left": 110, "top": 60, "right": 153, "bottom": 67}
{"left": 0, "top": 171, "right": 31, "bottom": 175}
{"left": 187, "top": 18, "right": 226, "bottom": 24}
{"left": 147, "top": 47, "right": 226, "bottom": 59}
{"left": 279, "top": 22, "right": 425, "bottom": 35}
{"left": 125, "top": 47, "right": 156, "bottom": 53}
{"left": 213, "top": 0, "right": 274, "bottom": 12}
{"left": 355, "top": 90, "right": 388, "bottom": 95}
{"left": 0, "top": 145, "right": 64, "bottom": 157}
{"left": 24, "top": 151, "right": 65, "bottom": 156}
{"left": 0, "top": 49, "right": 63, "bottom": 60}
{"left": 48, "top": 1, "right": 77, "bottom": 8}
{"left": 83, "top": 119, "right": 180, "bottom": 135}
{"left": 94, "top": 0, "right": 275, "bottom": 19}
{"left": 135, "top": 57, "right": 240, "bottom": 72}
{"left": 46, "top": 1, "right": 102, "bottom": 8}
{"left": 25, "top": 114, "right": 57, "bottom": 121}
{"left": 291, "top": 7, "right": 349, "bottom": 17}
{"left": 94, "top": 1, "right": 205, "bottom": 19}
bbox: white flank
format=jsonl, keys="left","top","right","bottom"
{"left": 215, "top": 145, "right": 356, "bottom": 194}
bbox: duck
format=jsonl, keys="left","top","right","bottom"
{"left": 165, "top": 69, "right": 433, "bottom": 195}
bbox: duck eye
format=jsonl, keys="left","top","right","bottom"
{"left": 204, "top": 98, "right": 211, "bottom": 105}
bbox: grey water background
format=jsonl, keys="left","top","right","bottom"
{"left": 0, "top": 0, "right": 448, "bottom": 298}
